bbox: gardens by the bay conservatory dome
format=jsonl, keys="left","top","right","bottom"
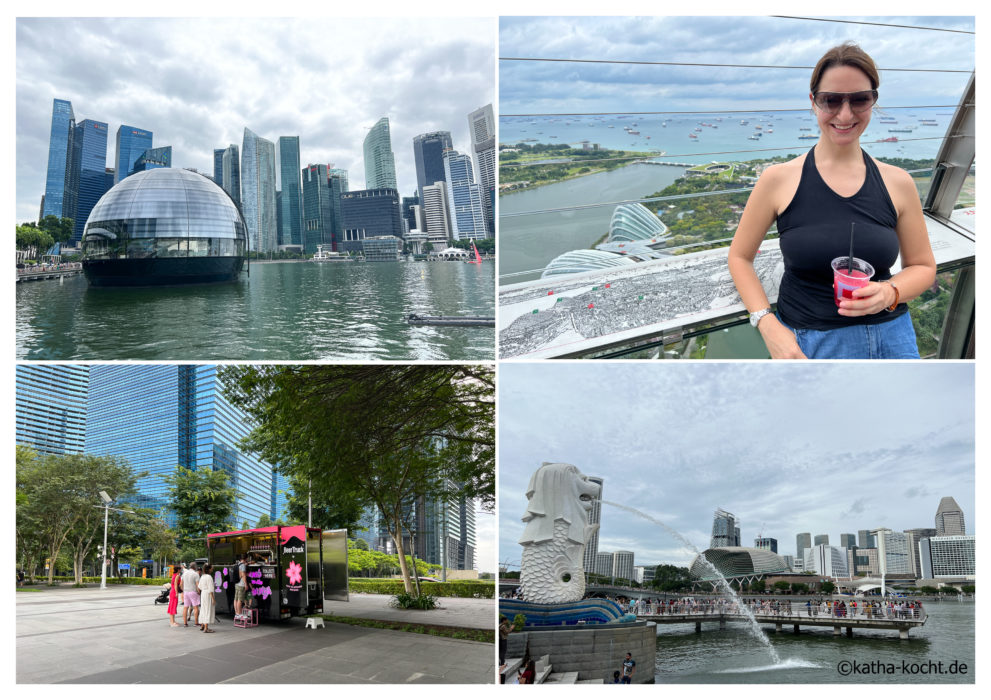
{"left": 81, "top": 168, "right": 247, "bottom": 286}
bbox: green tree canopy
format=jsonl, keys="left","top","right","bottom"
{"left": 16, "top": 224, "right": 54, "bottom": 252}
{"left": 221, "top": 365, "right": 494, "bottom": 592}
{"left": 164, "top": 466, "right": 238, "bottom": 555}
{"left": 37, "top": 215, "right": 75, "bottom": 244}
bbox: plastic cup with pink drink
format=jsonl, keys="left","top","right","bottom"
{"left": 831, "top": 256, "right": 875, "bottom": 306}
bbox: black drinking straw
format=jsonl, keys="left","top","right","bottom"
{"left": 848, "top": 222, "right": 855, "bottom": 274}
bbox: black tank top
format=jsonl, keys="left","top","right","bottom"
{"left": 776, "top": 146, "right": 907, "bottom": 330}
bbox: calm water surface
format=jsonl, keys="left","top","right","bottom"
{"left": 653, "top": 600, "right": 974, "bottom": 684}
{"left": 16, "top": 260, "right": 495, "bottom": 361}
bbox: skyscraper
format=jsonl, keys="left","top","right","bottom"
{"left": 871, "top": 528, "right": 912, "bottom": 575}
{"left": 42, "top": 98, "right": 75, "bottom": 219}
{"left": 363, "top": 117, "right": 397, "bottom": 190}
{"left": 612, "top": 551, "right": 635, "bottom": 582}
{"left": 814, "top": 534, "right": 829, "bottom": 546}
{"left": 858, "top": 529, "right": 876, "bottom": 548}
{"left": 241, "top": 128, "right": 278, "bottom": 253}
{"left": 401, "top": 194, "right": 420, "bottom": 234}
{"left": 277, "top": 136, "right": 303, "bottom": 249}
{"left": 67, "top": 119, "right": 110, "bottom": 245}
{"left": 919, "top": 535, "right": 975, "bottom": 578}
{"left": 710, "top": 509, "right": 740, "bottom": 548}
{"left": 412, "top": 131, "right": 453, "bottom": 199}
{"left": 839, "top": 533, "right": 857, "bottom": 549}
{"left": 754, "top": 537, "right": 778, "bottom": 553}
{"left": 222, "top": 144, "right": 241, "bottom": 208}
{"left": 328, "top": 167, "right": 349, "bottom": 193}
{"left": 133, "top": 146, "right": 172, "bottom": 173}
{"left": 796, "top": 532, "right": 812, "bottom": 560}
{"left": 213, "top": 148, "right": 226, "bottom": 189}
{"left": 935, "top": 496, "right": 966, "bottom": 535}
{"left": 583, "top": 476, "right": 604, "bottom": 575}
{"left": 421, "top": 181, "right": 451, "bottom": 239}
{"left": 467, "top": 104, "right": 496, "bottom": 234}
{"left": 86, "top": 365, "right": 284, "bottom": 525}
{"left": 302, "top": 164, "right": 339, "bottom": 254}
{"left": 443, "top": 150, "right": 487, "bottom": 241}
{"left": 15, "top": 365, "right": 89, "bottom": 455}
{"left": 114, "top": 125, "right": 153, "bottom": 184}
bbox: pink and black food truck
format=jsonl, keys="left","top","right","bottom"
{"left": 206, "top": 525, "right": 348, "bottom": 621}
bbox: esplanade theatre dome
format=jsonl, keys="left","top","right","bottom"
{"left": 81, "top": 168, "right": 247, "bottom": 286}
{"left": 690, "top": 547, "right": 790, "bottom": 581}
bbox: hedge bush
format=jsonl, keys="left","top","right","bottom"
{"left": 37, "top": 575, "right": 169, "bottom": 586}
{"left": 349, "top": 578, "right": 494, "bottom": 598}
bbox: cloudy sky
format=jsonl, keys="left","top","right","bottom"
{"left": 15, "top": 17, "right": 495, "bottom": 223}
{"left": 500, "top": 15, "right": 974, "bottom": 115}
{"left": 499, "top": 363, "right": 974, "bottom": 570}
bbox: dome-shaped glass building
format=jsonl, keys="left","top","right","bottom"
{"left": 81, "top": 168, "right": 247, "bottom": 286}
{"left": 689, "top": 547, "right": 790, "bottom": 582}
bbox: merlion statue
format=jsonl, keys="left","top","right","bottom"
{"left": 518, "top": 462, "right": 601, "bottom": 604}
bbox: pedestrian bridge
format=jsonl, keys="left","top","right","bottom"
{"left": 636, "top": 605, "right": 927, "bottom": 639}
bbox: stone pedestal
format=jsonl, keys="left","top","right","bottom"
{"left": 506, "top": 621, "right": 656, "bottom": 684}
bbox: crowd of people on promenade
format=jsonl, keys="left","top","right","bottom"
{"left": 617, "top": 595, "right": 924, "bottom": 620}
{"left": 17, "top": 261, "right": 82, "bottom": 275}
{"left": 165, "top": 562, "right": 218, "bottom": 633}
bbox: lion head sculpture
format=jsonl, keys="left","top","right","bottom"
{"left": 518, "top": 462, "right": 602, "bottom": 604}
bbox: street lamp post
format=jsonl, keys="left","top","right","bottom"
{"left": 95, "top": 491, "right": 136, "bottom": 590}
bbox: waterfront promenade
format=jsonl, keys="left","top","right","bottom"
{"left": 18, "top": 585, "right": 494, "bottom": 684}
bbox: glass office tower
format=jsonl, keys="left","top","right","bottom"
{"left": 277, "top": 136, "right": 303, "bottom": 248}
{"left": 467, "top": 104, "right": 496, "bottom": 234}
{"left": 241, "top": 128, "right": 277, "bottom": 253}
{"left": 15, "top": 365, "right": 89, "bottom": 455}
{"left": 86, "top": 365, "right": 284, "bottom": 525}
{"left": 443, "top": 150, "right": 488, "bottom": 241}
{"left": 302, "top": 164, "right": 343, "bottom": 254}
{"left": 340, "top": 188, "right": 403, "bottom": 253}
{"left": 213, "top": 148, "right": 225, "bottom": 189}
{"left": 222, "top": 144, "right": 241, "bottom": 208}
{"left": 42, "top": 98, "right": 75, "bottom": 219}
{"left": 114, "top": 125, "right": 153, "bottom": 184}
{"left": 362, "top": 117, "right": 397, "bottom": 190}
{"left": 412, "top": 131, "right": 453, "bottom": 198}
{"left": 67, "top": 119, "right": 110, "bottom": 245}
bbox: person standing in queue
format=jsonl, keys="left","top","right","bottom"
{"left": 728, "top": 42, "right": 936, "bottom": 359}
{"left": 166, "top": 565, "right": 181, "bottom": 628}
{"left": 182, "top": 562, "right": 201, "bottom": 627}
{"left": 198, "top": 563, "right": 217, "bottom": 633}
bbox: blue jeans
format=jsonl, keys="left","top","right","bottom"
{"left": 779, "top": 312, "right": 920, "bottom": 359}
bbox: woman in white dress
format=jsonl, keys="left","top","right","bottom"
{"left": 198, "top": 563, "right": 217, "bottom": 633}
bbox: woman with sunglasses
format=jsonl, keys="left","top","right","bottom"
{"left": 728, "top": 42, "right": 936, "bottom": 358}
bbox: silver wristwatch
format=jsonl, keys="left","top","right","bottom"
{"left": 749, "top": 307, "right": 772, "bottom": 328}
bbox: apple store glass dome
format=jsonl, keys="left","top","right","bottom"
{"left": 81, "top": 168, "right": 247, "bottom": 261}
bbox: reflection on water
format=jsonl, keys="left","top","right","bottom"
{"left": 16, "top": 261, "right": 495, "bottom": 361}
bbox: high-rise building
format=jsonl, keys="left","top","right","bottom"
{"left": 754, "top": 537, "right": 778, "bottom": 553}
{"left": 213, "top": 148, "right": 226, "bottom": 189}
{"left": 582, "top": 476, "right": 604, "bottom": 575}
{"left": 328, "top": 167, "right": 349, "bottom": 193}
{"left": 796, "top": 533, "right": 812, "bottom": 561}
{"left": 858, "top": 530, "right": 876, "bottom": 548}
{"left": 222, "top": 144, "right": 241, "bottom": 208}
{"left": 412, "top": 131, "right": 453, "bottom": 199}
{"left": 15, "top": 365, "right": 89, "bottom": 455}
{"left": 421, "top": 181, "right": 451, "bottom": 239}
{"left": 594, "top": 552, "right": 613, "bottom": 578}
{"left": 67, "top": 119, "right": 110, "bottom": 245}
{"left": 804, "top": 544, "right": 849, "bottom": 578}
{"left": 612, "top": 551, "right": 635, "bottom": 582}
{"left": 302, "top": 164, "right": 341, "bottom": 254}
{"left": 114, "top": 125, "right": 153, "bottom": 184}
{"left": 414, "top": 488, "right": 477, "bottom": 571}
{"left": 133, "top": 146, "right": 172, "bottom": 173}
{"left": 935, "top": 496, "right": 966, "bottom": 535}
{"left": 340, "top": 188, "right": 403, "bottom": 253}
{"left": 443, "top": 150, "right": 488, "bottom": 241}
{"left": 814, "top": 534, "right": 829, "bottom": 546}
{"left": 277, "top": 136, "right": 303, "bottom": 249}
{"left": 467, "top": 104, "right": 496, "bottom": 234}
{"left": 871, "top": 528, "right": 912, "bottom": 575}
{"left": 851, "top": 547, "right": 880, "bottom": 576}
{"left": 919, "top": 535, "right": 975, "bottom": 578}
{"left": 241, "top": 128, "right": 278, "bottom": 253}
{"left": 839, "top": 533, "right": 857, "bottom": 549}
{"left": 42, "top": 98, "right": 75, "bottom": 220}
{"left": 86, "top": 365, "right": 284, "bottom": 524}
{"left": 710, "top": 509, "right": 740, "bottom": 548}
{"left": 363, "top": 117, "right": 397, "bottom": 190}
{"left": 400, "top": 194, "right": 420, "bottom": 234}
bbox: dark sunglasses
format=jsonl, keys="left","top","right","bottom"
{"left": 812, "top": 90, "right": 878, "bottom": 113}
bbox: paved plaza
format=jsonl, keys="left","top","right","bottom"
{"left": 17, "top": 585, "right": 495, "bottom": 684}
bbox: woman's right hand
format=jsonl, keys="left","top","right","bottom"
{"left": 757, "top": 316, "right": 807, "bottom": 359}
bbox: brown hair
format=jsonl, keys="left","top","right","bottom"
{"left": 810, "top": 42, "right": 880, "bottom": 93}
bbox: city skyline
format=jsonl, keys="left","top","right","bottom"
{"left": 499, "top": 363, "right": 974, "bottom": 570}
{"left": 16, "top": 17, "right": 495, "bottom": 222}
{"left": 499, "top": 15, "right": 974, "bottom": 116}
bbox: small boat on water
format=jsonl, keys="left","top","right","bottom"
{"left": 406, "top": 314, "right": 495, "bottom": 328}
{"left": 313, "top": 245, "right": 354, "bottom": 262}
